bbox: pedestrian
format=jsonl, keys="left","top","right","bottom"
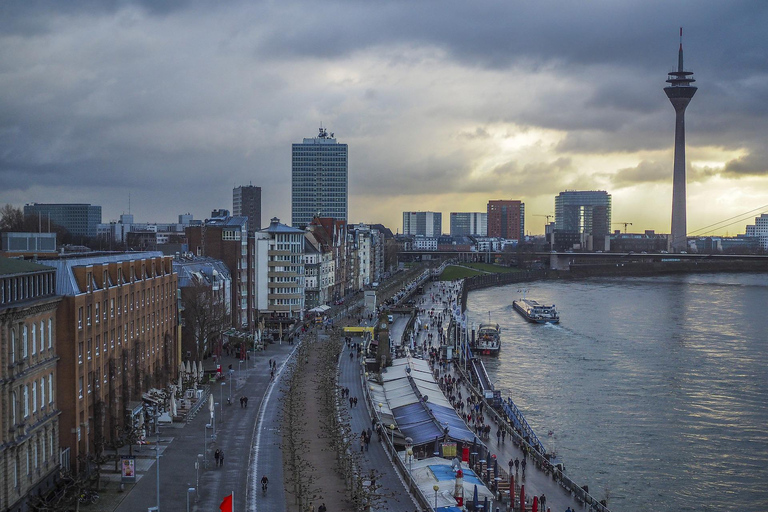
{"left": 214, "top": 449, "right": 220, "bottom": 466}
{"left": 240, "top": 396, "right": 244, "bottom": 408}
{"left": 318, "top": 504, "right": 327, "bottom": 512}
{"left": 514, "top": 457, "right": 519, "bottom": 472}
{"left": 540, "top": 493, "right": 546, "bottom": 510}
{"left": 360, "top": 434, "right": 366, "bottom": 452}
{"left": 496, "top": 428, "right": 501, "bottom": 443}
{"left": 219, "top": 450, "right": 224, "bottom": 466}
{"left": 501, "top": 429, "right": 506, "bottom": 443}
{"left": 521, "top": 458, "right": 526, "bottom": 476}
{"left": 365, "top": 433, "right": 371, "bottom": 451}
{"left": 349, "top": 397, "right": 354, "bottom": 408}
{"left": 353, "top": 397, "right": 358, "bottom": 407}
{"left": 244, "top": 396, "right": 248, "bottom": 407}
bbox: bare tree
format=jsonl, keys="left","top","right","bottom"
{"left": 181, "top": 280, "right": 231, "bottom": 361}
{"left": 0, "top": 204, "right": 24, "bottom": 231}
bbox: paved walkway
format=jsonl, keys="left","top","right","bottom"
{"left": 414, "top": 279, "right": 583, "bottom": 512}
{"left": 339, "top": 322, "right": 420, "bottom": 512}
{"left": 94, "top": 341, "right": 296, "bottom": 512}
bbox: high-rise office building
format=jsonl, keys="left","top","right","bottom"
{"left": 291, "top": 128, "right": 348, "bottom": 228}
{"left": 450, "top": 212, "right": 487, "bottom": 236}
{"left": 233, "top": 185, "right": 262, "bottom": 233}
{"left": 23, "top": 203, "right": 102, "bottom": 238}
{"left": 487, "top": 200, "right": 524, "bottom": 240}
{"left": 664, "top": 29, "right": 697, "bottom": 253}
{"left": 554, "top": 191, "right": 612, "bottom": 237}
{"left": 402, "top": 211, "right": 442, "bottom": 237}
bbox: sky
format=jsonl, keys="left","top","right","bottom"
{"left": 1, "top": 1, "right": 767, "bottom": 236}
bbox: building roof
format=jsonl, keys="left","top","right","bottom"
{"left": 262, "top": 217, "right": 304, "bottom": 235}
{"left": 205, "top": 216, "right": 248, "bottom": 228}
{"left": 38, "top": 251, "right": 164, "bottom": 296}
{"left": 0, "top": 256, "right": 55, "bottom": 276}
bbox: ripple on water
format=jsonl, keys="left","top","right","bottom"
{"left": 465, "top": 274, "right": 768, "bottom": 512}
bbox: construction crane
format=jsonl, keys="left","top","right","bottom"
{"left": 613, "top": 222, "right": 633, "bottom": 233}
{"left": 534, "top": 214, "right": 554, "bottom": 225}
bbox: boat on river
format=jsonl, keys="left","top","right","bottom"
{"left": 473, "top": 321, "right": 501, "bottom": 356}
{"left": 512, "top": 298, "right": 560, "bottom": 324}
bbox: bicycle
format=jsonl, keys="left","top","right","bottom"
{"left": 78, "top": 489, "right": 99, "bottom": 504}
{"left": 261, "top": 477, "right": 269, "bottom": 494}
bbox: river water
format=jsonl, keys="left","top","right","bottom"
{"left": 465, "top": 273, "right": 768, "bottom": 512}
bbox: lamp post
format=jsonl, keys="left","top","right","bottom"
{"left": 220, "top": 381, "right": 225, "bottom": 422}
{"left": 378, "top": 403, "right": 383, "bottom": 416}
{"left": 388, "top": 424, "right": 395, "bottom": 447}
{"left": 203, "top": 426, "right": 208, "bottom": 465}
{"left": 195, "top": 454, "right": 202, "bottom": 498}
{"left": 228, "top": 368, "right": 234, "bottom": 400}
{"left": 433, "top": 484, "right": 440, "bottom": 508}
{"left": 186, "top": 487, "right": 195, "bottom": 512}
{"left": 154, "top": 413, "right": 161, "bottom": 512}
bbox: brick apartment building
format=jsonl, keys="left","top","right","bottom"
{"left": 42, "top": 253, "right": 177, "bottom": 471}
{"left": 487, "top": 200, "right": 525, "bottom": 240}
{"left": 0, "top": 258, "right": 62, "bottom": 512}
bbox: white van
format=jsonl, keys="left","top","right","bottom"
{"left": 387, "top": 314, "right": 394, "bottom": 324}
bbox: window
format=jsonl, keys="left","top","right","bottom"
{"left": 103, "top": 300, "right": 108, "bottom": 321}
{"left": 48, "top": 319, "right": 52, "bottom": 349}
{"left": 87, "top": 304, "right": 92, "bottom": 326}
{"left": 95, "top": 302, "right": 100, "bottom": 324}
{"left": 78, "top": 342, "right": 83, "bottom": 364}
{"left": 40, "top": 321, "right": 45, "bottom": 352}
{"left": 78, "top": 377, "right": 84, "bottom": 399}
{"left": 11, "top": 390, "right": 17, "bottom": 424}
{"left": 32, "top": 382, "right": 37, "bottom": 413}
{"left": 117, "top": 296, "right": 122, "bottom": 316}
{"left": 110, "top": 298, "right": 115, "bottom": 318}
{"left": 22, "top": 325, "right": 28, "bottom": 358}
{"left": 24, "top": 384, "right": 29, "bottom": 417}
{"left": 41, "top": 377, "right": 46, "bottom": 409}
{"left": 78, "top": 307, "right": 83, "bottom": 329}
{"left": 10, "top": 328, "right": 15, "bottom": 364}
{"left": 49, "top": 372, "right": 54, "bottom": 404}
{"left": 95, "top": 335, "right": 100, "bottom": 357}
{"left": 32, "top": 324, "right": 37, "bottom": 355}
{"left": 87, "top": 338, "right": 92, "bottom": 360}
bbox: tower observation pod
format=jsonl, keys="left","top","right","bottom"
{"left": 664, "top": 27, "right": 697, "bottom": 253}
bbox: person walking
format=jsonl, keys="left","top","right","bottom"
{"left": 521, "top": 458, "right": 527, "bottom": 477}
{"left": 514, "top": 457, "right": 520, "bottom": 473}
{"left": 214, "top": 449, "right": 221, "bottom": 467}
{"left": 219, "top": 450, "right": 225, "bottom": 466}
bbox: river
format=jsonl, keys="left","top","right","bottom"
{"left": 465, "top": 272, "right": 768, "bottom": 512}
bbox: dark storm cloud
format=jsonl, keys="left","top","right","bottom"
{"left": 0, "top": 0, "right": 767, "bottom": 226}
{"left": 723, "top": 149, "right": 768, "bottom": 177}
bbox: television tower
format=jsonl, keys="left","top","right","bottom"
{"left": 664, "top": 28, "right": 697, "bottom": 253}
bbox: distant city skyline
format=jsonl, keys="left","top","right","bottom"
{"left": 1, "top": 2, "right": 767, "bottom": 237}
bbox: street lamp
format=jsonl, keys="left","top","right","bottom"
{"left": 433, "top": 484, "right": 440, "bottom": 508}
{"left": 204, "top": 425, "right": 212, "bottom": 465}
{"left": 378, "top": 402, "right": 383, "bottom": 416}
{"left": 195, "top": 454, "right": 203, "bottom": 498}
{"left": 186, "top": 487, "right": 195, "bottom": 512}
{"left": 220, "top": 381, "right": 225, "bottom": 422}
{"left": 228, "top": 368, "right": 234, "bottom": 400}
{"left": 388, "top": 424, "right": 395, "bottom": 446}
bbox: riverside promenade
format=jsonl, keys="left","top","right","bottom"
{"left": 92, "top": 341, "right": 297, "bottom": 512}
{"left": 411, "top": 279, "right": 586, "bottom": 512}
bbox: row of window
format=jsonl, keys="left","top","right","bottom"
{"left": 78, "top": 286, "right": 173, "bottom": 330}
{"left": 77, "top": 309, "right": 174, "bottom": 365}
{"left": 8, "top": 320, "right": 54, "bottom": 364}
{"left": 9, "top": 427, "right": 56, "bottom": 493}
{"left": 0, "top": 272, "right": 55, "bottom": 304}
{"left": 10, "top": 373, "right": 54, "bottom": 425}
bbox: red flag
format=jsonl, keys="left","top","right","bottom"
{"left": 219, "top": 493, "right": 232, "bottom": 512}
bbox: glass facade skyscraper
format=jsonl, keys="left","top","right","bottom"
{"left": 554, "top": 191, "right": 612, "bottom": 236}
{"left": 402, "top": 211, "right": 442, "bottom": 237}
{"left": 450, "top": 212, "right": 487, "bottom": 236}
{"left": 291, "top": 128, "right": 348, "bottom": 228}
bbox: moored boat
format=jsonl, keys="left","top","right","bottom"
{"left": 473, "top": 322, "right": 501, "bottom": 356}
{"left": 512, "top": 298, "right": 559, "bottom": 324}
